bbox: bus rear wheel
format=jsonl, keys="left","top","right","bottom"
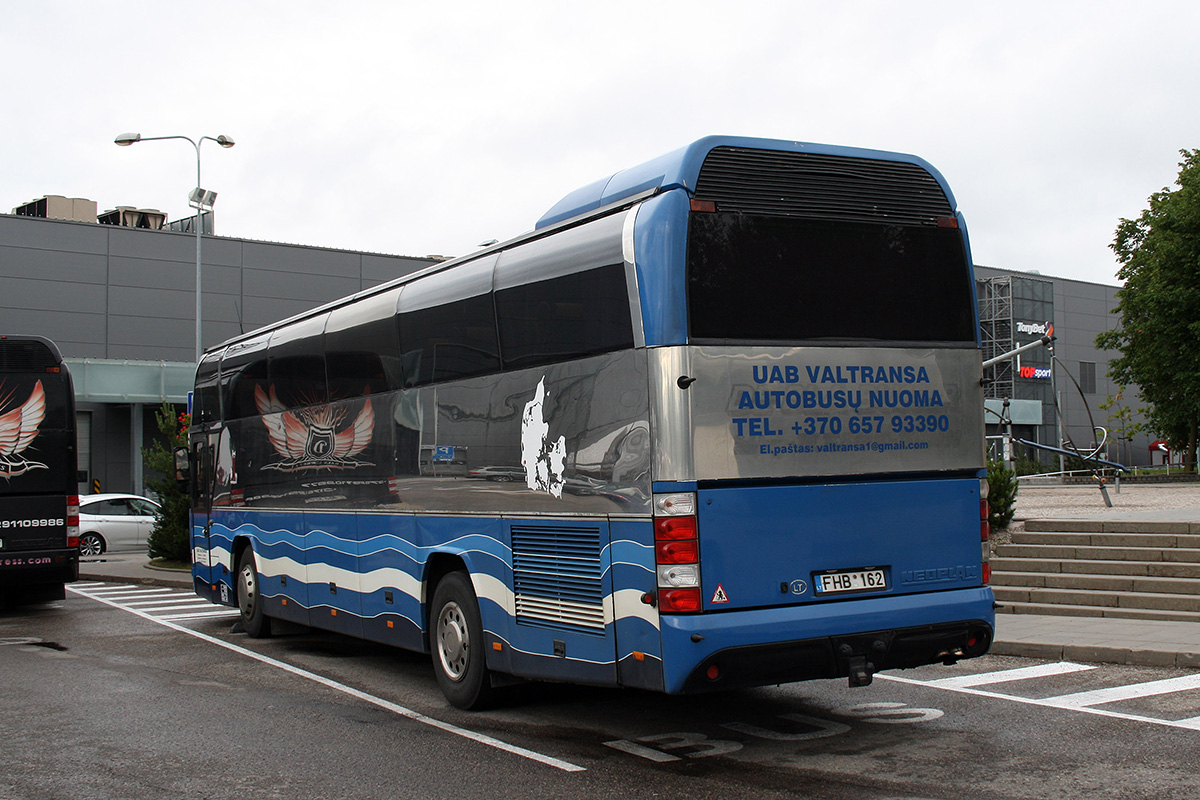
{"left": 430, "top": 571, "right": 495, "bottom": 710}
{"left": 236, "top": 550, "right": 272, "bottom": 638}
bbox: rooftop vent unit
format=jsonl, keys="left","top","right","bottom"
{"left": 165, "top": 212, "right": 212, "bottom": 235}
{"left": 98, "top": 206, "right": 167, "bottom": 230}
{"left": 13, "top": 195, "right": 98, "bottom": 223}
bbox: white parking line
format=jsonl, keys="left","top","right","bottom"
{"left": 1042, "top": 674, "right": 1200, "bottom": 709}
{"left": 924, "top": 662, "right": 1096, "bottom": 689}
{"left": 126, "top": 597, "right": 212, "bottom": 607}
{"left": 879, "top": 671, "right": 1200, "bottom": 732}
{"left": 68, "top": 585, "right": 585, "bottom": 772}
{"left": 157, "top": 609, "right": 242, "bottom": 621}
{"left": 83, "top": 588, "right": 175, "bottom": 598}
{"left": 74, "top": 585, "right": 234, "bottom": 619}
{"left": 138, "top": 603, "right": 226, "bottom": 613}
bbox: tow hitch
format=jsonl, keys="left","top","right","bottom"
{"left": 847, "top": 655, "right": 874, "bottom": 687}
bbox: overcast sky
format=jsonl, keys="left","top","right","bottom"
{"left": 6, "top": 1, "right": 1198, "bottom": 285}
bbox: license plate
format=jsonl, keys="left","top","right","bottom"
{"left": 814, "top": 568, "right": 888, "bottom": 595}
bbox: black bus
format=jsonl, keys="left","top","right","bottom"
{"left": 0, "top": 335, "right": 79, "bottom": 605}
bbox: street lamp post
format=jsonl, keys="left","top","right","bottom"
{"left": 114, "top": 133, "right": 235, "bottom": 363}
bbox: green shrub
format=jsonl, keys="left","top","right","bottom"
{"left": 987, "top": 459, "right": 1019, "bottom": 529}
{"left": 143, "top": 403, "right": 191, "bottom": 562}
{"left": 1013, "top": 455, "right": 1045, "bottom": 477}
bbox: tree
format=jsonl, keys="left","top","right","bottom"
{"left": 1097, "top": 388, "right": 1149, "bottom": 467}
{"left": 142, "top": 402, "right": 191, "bottom": 562}
{"left": 1096, "top": 149, "right": 1200, "bottom": 471}
{"left": 987, "top": 459, "right": 1018, "bottom": 529}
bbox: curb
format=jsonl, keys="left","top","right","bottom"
{"left": 991, "top": 640, "right": 1200, "bottom": 670}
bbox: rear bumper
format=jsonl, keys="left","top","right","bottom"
{"left": 0, "top": 548, "right": 79, "bottom": 589}
{"left": 660, "top": 586, "right": 994, "bottom": 693}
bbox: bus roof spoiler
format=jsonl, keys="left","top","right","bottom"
{"left": 534, "top": 136, "right": 951, "bottom": 230}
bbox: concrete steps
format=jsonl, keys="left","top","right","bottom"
{"left": 992, "top": 519, "right": 1200, "bottom": 623}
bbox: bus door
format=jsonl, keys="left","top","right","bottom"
{"left": 190, "top": 429, "right": 217, "bottom": 591}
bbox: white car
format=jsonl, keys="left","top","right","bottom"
{"left": 77, "top": 494, "right": 161, "bottom": 556}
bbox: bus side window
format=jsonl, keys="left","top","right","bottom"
{"left": 495, "top": 263, "right": 633, "bottom": 370}
{"left": 397, "top": 293, "right": 500, "bottom": 387}
{"left": 193, "top": 352, "right": 222, "bottom": 425}
{"left": 326, "top": 317, "right": 400, "bottom": 399}
{"left": 220, "top": 334, "right": 271, "bottom": 421}
{"left": 268, "top": 315, "right": 329, "bottom": 409}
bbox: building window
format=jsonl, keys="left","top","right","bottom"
{"left": 1079, "top": 361, "right": 1096, "bottom": 395}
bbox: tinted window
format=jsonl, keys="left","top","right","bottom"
{"left": 225, "top": 358, "right": 270, "bottom": 419}
{"left": 268, "top": 317, "right": 328, "bottom": 408}
{"left": 398, "top": 293, "right": 500, "bottom": 386}
{"left": 496, "top": 263, "right": 633, "bottom": 370}
{"left": 326, "top": 316, "right": 401, "bottom": 398}
{"left": 687, "top": 213, "right": 976, "bottom": 344}
{"left": 221, "top": 336, "right": 271, "bottom": 421}
{"left": 326, "top": 289, "right": 403, "bottom": 399}
{"left": 194, "top": 352, "right": 221, "bottom": 425}
{"left": 269, "top": 353, "right": 327, "bottom": 407}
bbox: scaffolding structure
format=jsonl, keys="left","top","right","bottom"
{"left": 977, "top": 276, "right": 1014, "bottom": 400}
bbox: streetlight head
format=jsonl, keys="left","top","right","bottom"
{"left": 216, "top": 135, "right": 235, "bottom": 148}
{"left": 114, "top": 132, "right": 142, "bottom": 146}
{"left": 189, "top": 187, "right": 218, "bottom": 208}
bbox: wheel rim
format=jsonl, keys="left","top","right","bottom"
{"left": 237, "top": 562, "right": 258, "bottom": 619}
{"left": 79, "top": 535, "right": 102, "bottom": 557}
{"left": 436, "top": 601, "right": 470, "bottom": 682}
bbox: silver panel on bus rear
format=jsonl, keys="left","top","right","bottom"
{"left": 651, "top": 345, "right": 985, "bottom": 482}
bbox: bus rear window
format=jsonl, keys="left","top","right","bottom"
{"left": 686, "top": 213, "right": 976, "bottom": 344}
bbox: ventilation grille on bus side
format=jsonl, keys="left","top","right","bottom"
{"left": 693, "top": 147, "right": 954, "bottom": 226}
{"left": 0, "top": 340, "right": 57, "bottom": 373}
{"left": 511, "top": 523, "right": 606, "bottom": 635}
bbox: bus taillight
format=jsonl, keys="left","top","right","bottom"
{"left": 654, "top": 492, "right": 701, "bottom": 613}
{"left": 660, "top": 588, "right": 702, "bottom": 613}
{"left": 67, "top": 494, "right": 80, "bottom": 548}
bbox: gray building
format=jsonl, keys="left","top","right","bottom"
{"left": 1, "top": 200, "right": 437, "bottom": 495}
{"left": 0, "top": 198, "right": 1155, "bottom": 497}
{"left": 975, "top": 265, "right": 1153, "bottom": 469}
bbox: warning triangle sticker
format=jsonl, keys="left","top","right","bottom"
{"left": 711, "top": 584, "right": 730, "bottom": 604}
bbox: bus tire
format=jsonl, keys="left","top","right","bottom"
{"left": 236, "top": 550, "right": 272, "bottom": 638}
{"left": 430, "top": 571, "right": 495, "bottom": 710}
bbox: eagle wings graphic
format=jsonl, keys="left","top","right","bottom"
{"left": 254, "top": 385, "right": 374, "bottom": 470}
{"left": 0, "top": 380, "right": 47, "bottom": 478}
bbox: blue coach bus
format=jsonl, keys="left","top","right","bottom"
{"left": 186, "top": 136, "right": 994, "bottom": 708}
